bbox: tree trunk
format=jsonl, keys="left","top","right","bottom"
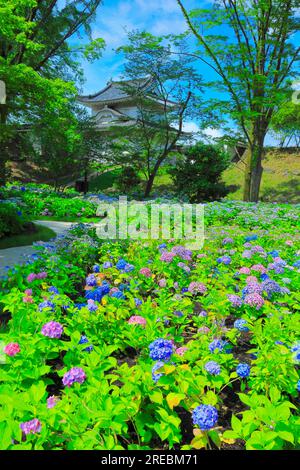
{"left": 243, "top": 127, "right": 265, "bottom": 203}
{"left": 250, "top": 148, "right": 264, "bottom": 202}
{"left": 243, "top": 148, "right": 252, "bottom": 201}
{"left": 144, "top": 172, "right": 156, "bottom": 198}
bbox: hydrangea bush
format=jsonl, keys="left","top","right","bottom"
{"left": 0, "top": 196, "right": 299, "bottom": 450}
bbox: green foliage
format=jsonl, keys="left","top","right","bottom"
{"left": 171, "top": 142, "right": 230, "bottom": 202}
{"left": 0, "top": 202, "right": 29, "bottom": 238}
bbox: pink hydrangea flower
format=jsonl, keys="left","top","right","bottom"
{"left": 158, "top": 278, "right": 167, "bottom": 287}
{"left": 139, "top": 267, "right": 152, "bottom": 278}
{"left": 23, "top": 296, "right": 33, "bottom": 303}
{"left": 4, "top": 342, "right": 20, "bottom": 356}
{"left": 198, "top": 326, "right": 210, "bottom": 335}
{"left": 160, "top": 252, "right": 176, "bottom": 262}
{"left": 251, "top": 264, "right": 267, "bottom": 273}
{"left": 47, "top": 395, "right": 60, "bottom": 409}
{"left": 239, "top": 267, "right": 251, "bottom": 275}
{"left": 175, "top": 346, "right": 188, "bottom": 356}
{"left": 244, "top": 293, "right": 264, "bottom": 309}
{"left": 246, "top": 275, "right": 258, "bottom": 283}
{"left": 20, "top": 418, "right": 41, "bottom": 435}
{"left": 128, "top": 315, "right": 147, "bottom": 326}
{"left": 25, "top": 289, "right": 32, "bottom": 296}
{"left": 285, "top": 240, "right": 293, "bottom": 246}
{"left": 188, "top": 282, "right": 207, "bottom": 295}
{"left": 27, "top": 273, "right": 36, "bottom": 282}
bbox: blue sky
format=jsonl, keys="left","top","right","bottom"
{"left": 71, "top": 0, "right": 299, "bottom": 145}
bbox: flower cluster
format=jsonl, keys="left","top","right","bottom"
{"left": 41, "top": 321, "right": 63, "bottom": 339}
{"left": 192, "top": 405, "right": 218, "bottom": 431}
{"left": 62, "top": 367, "right": 86, "bottom": 387}
{"left": 149, "top": 338, "right": 174, "bottom": 361}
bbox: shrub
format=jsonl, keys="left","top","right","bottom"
{"left": 171, "top": 142, "right": 231, "bottom": 202}
{"left": 0, "top": 203, "right": 28, "bottom": 239}
{"left": 116, "top": 167, "right": 141, "bottom": 193}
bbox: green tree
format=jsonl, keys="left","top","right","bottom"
{"left": 171, "top": 142, "right": 230, "bottom": 202}
{"left": 0, "top": 0, "right": 105, "bottom": 185}
{"left": 109, "top": 31, "right": 203, "bottom": 198}
{"left": 177, "top": 0, "right": 300, "bottom": 201}
{"left": 271, "top": 100, "right": 300, "bottom": 148}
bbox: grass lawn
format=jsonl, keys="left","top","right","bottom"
{"left": 0, "top": 224, "right": 56, "bottom": 249}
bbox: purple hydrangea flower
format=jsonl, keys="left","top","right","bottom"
{"left": 103, "top": 261, "right": 113, "bottom": 269}
{"left": 87, "top": 299, "right": 98, "bottom": 312}
{"left": 227, "top": 294, "right": 243, "bottom": 308}
{"left": 86, "top": 274, "right": 97, "bottom": 287}
{"left": 192, "top": 405, "right": 218, "bottom": 431}
{"left": 236, "top": 363, "right": 251, "bottom": 378}
{"left": 149, "top": 338, "right": 174, "bottom": 361}
{"left": 41, "top": 321, "right": 63, "bottom": 339}
{"left": 47, "top": 395, "right": 59, "bottom": 409}
{"left": 62, "top": 367, "right": 86, "bottom": 387}
{"left": 204, "top": 361, "right": 221, "bottom": 375}
{"left": 20, "top": 418, "right": 41, "bottom": 435}
{"left": 217, "top": 256, "right": 231, "bottom": 265}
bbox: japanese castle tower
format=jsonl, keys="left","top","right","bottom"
{"left": 77, "top": 77, "right": 178, "bottom": 130}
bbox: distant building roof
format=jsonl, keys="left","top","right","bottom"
{"left": 77, "top": 76, "right": 178, "bottom": 108}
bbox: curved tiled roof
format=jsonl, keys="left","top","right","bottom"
{"left": 78, "top": 77, "right": 152, "bottom": 104}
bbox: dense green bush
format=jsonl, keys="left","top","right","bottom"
{"left": 171, "top": 142, "right": 231, "bottom": 202}
{"left": 0, "top": 203, "right": 29, "bottom": 239}
{"left": 116, "top": 167, "right": 142, "bottom": 193}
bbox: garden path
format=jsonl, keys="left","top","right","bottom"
{"left": 0, "top": 220, "right": 74, "bottom": 275}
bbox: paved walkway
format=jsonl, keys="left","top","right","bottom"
{"left": 0, "top": 220, "right": 74, "bottom": 275}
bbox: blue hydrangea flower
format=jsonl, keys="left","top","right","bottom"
{"left": 38, "top": 300, "right": 55, "bottom": 312}
{"left": 234, "top": 319, "right": 249, "bottom": 332}
{"left": 204, "top": 361, "right": 221, "bottom": 375}
{"left": 217, "top": 256, "right": 231, "bottom": 265}
{"left": 291, "top": 342, "right": 300, "bottom": 363}
{"left": 85, "top": 284, "right": 110, "bottom": 302}
{"left": 48, "top": 286, "right": 59, "bottom": 295}
{"left": 245, "top": 234, "right": 258, "bottom": 242}
{"left": 192, "top": 405, "right": 218, "bottom": 431}
{"left": 152, "top": 361, "right": 165, "bottom": 383}
{"left": 78, "top": 335, "right": 94, "bottom": 352}
{"left": 293, "top": 260, "right": 300, "bottom": 268}
{"left": 93, "top": 264, "right": 100, "bottom": 273}
{"left": 134, "top": 298, "right": 142, "bottom": 307}
{"left": 116, "top": 259, "right": 127, "bottom": 270}
{"left": 173, "top": 310, "right": 184, "bottom": 318}
{"left": 236, "top": 363, "right": 251, "bottom": 378}
{"left": 268, "top": 250, "right": 279, "bottom": 258}
{"left": 297, "top": 380, "right": 300, "bottom": 392}
{"left": 209, "top": 339, "right": 231, "bottom": 354}
{"left": 149, "top": 338, "right": 174, "bottom": 361}
{"left": 111, "top": 291, "right": 125, "bottom": 299}
{"left": 260, "top": 273, "right": 269, "bottom": 281}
